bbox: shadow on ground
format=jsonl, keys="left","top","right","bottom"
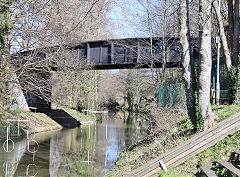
{"left": 44, "top": 109, "right": 81, "bottom": 128}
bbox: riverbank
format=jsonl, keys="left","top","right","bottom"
{"left": 62, "top": 107, "right": 96, "bottom": 124}
{"left": 106, "top": 105, "right": 240, "bottom": 177}
{"left": 0, "top": 109, "right": 62, "bottom": 139}
{"left": 0, "top": 106, "right": 97, "bottom": 140}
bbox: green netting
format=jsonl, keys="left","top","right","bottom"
{"left": 158, "top": 83, "right": 186, "bottom": 108}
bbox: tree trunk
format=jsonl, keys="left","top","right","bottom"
{"left": 228, "top": 0, "right": 234, "bottom": 52}
{"left": 232, "top": 0, "right": 239, "bottom": 67}
{"left": 179, "top": 0, "right": 197, "bottom": 129}
{"left": 213, "top": 0, "right": 232, "bottom": 70}
{"left": 199, "top": 0, "right": 214, "bottom": 130}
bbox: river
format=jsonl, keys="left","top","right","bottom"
{"left": 0, "top": 112, "right": 149, "bottom": 177}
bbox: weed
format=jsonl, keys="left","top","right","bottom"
{"left": 212, "top": 165, "right": 230, "bottom": 177}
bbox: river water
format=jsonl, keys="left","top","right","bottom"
{"left": 0, "top": 112, "right": 149, "bottom": 177}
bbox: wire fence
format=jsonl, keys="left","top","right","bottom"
{"left": 158, "top": 83, "right": 186, "bottom": 108}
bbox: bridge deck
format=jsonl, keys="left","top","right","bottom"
{"left": 13, "top": 37, "right": 190, "bottom": 70}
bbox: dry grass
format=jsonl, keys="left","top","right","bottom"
{"left": 149, "top": 107, "right": 188, "bottom": 134}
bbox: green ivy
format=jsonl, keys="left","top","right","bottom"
{"left": 0, "top": 0, "right": 12, "bottom": 50}
{"left": 229, "top": 67, "right": 239, "bottom": 104}
{"left": 228, "top": 55, "right": 240, "bottom": 104}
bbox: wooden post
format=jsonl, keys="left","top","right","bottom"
{"left": 169, "top": 84, "right": 172, "bottom": 107}
{"left": 88, "top": 150, "right": 90, "bottom": 165}
{"left": 18, "top": 120, "right": 19, "bottom": 136}
{"left": 7, "top": 119, "right": 29, "bottom": 136}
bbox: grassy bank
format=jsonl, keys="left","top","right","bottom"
{"left": 212, "top": 104, "right": 240, "bottom": 120}
{"left": 61, "top": 107, "right": 96, "bottom": 123}
{"left": 0, "top": 106, "right": 96, "bottom": 140}
{"left": 0, "top": 109, "right": 62, "bottom": 139}
{"left": 106, "top": 105, "right": 240, "bottom": 177}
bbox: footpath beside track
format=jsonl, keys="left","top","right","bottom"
{"left": 125, "top": 113, "right": 240, "bottom": 177}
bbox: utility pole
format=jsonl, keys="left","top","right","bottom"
{"left": 216, "top": 0, "right": 221, "bottom": 105}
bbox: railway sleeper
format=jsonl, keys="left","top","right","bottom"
{"left": 200, "top": 167, "right": 218, "bottom": 177}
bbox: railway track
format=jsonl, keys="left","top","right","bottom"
{"left": 125, "top": 113, "right": 240, "bottom": 177}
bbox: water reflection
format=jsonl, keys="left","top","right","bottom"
{"left": 0, "top": 138, "right": 26, "bottom": 177}
{"left": 0, "top": 112, "right": 148, "bottom": 177}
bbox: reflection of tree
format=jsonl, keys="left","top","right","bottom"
{"left": 0, "top": 116, "right": 150, "bottom": 176}
{"left": 49, "top": 126, "right": 99, "bottom": 177}
{"left": 124, "top": 112, "right": 149, "bottom": 148}
{"left": 49, "top": 136, "right": 61, "bottom": 177}
{"left": 124, "top": 112, "right": 136, "bottom": 148}
{"left": 0, "top": 139, "right": 26, "bottom": 177}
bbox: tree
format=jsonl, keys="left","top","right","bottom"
{"left": 1, "top": 0, "right": 115, "bottom": 110}
{"left": 179, "top": 0, "right": 219, "bottom": 130}
{"left": 212, "top": 0, "right": 240, "bottom": 103}
{"left": 213, "top": 0, "right": 231, "bottom": 70}
{"left": 114, "top": 0, "right": 180, "bottom": 98}
{"left": 0, "top": 0, "right": 12, "bottom": 110}
{"left": 179, "top": 0, "right": 197, "bottom": 129}
{"left": 228, "top": 0, "right": 240, "bottom": 104}
{"left": 198, "top": 0, "right": 215, "bottom": 130}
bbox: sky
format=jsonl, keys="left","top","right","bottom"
{"left": 107, "top": 0, "right": 147, "bottom": 39}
